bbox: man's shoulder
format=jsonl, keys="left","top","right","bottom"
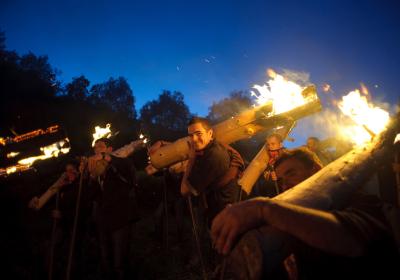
{"left": 204, "top": 140, "right": 229, "bottom": 158}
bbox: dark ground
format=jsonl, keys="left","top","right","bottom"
{"left": 0, "top": 169, "right": 216, "bottom": 280}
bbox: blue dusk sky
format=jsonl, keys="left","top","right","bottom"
{"left": 1, "top": 0, "right": 399, "bottom": 144}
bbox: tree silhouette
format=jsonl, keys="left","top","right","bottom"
{"left": 207, "top": 90, "right": 252, "bottom": 124}
{"left": 140, "top": 90, "right": 192, "bottom": 141}
{"left": 89, "top": 77, "right": 136, "bottom": 120}
{"left": 64, "top": 75, "right": 90, "bottom": 100}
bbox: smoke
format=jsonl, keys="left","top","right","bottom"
{"left": 281, "top": 68, "right": 311, "bottom": 87}
{"left": 288, "top": 107, "right": 357, "bottom": 148}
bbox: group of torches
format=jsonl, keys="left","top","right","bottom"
{"left": 0, "top": 124, "right": 148, "bottom": 177}
{"left": 0, "top": 68, "right": 394, "bottom": 177}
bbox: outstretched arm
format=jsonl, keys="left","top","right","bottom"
{"left": 211, "top": 197, "right": 364, "bottom": 257}
{"left": 28, "top": 173, "right": 69, "bottom": 210}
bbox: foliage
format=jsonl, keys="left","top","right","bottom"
{"left": 140, "top": 90, "right": 192, "bottom": 141}
{"left": 207, "top": 90, "right": 252, "bottom": 124}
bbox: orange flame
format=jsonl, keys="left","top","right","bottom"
{"left": 251, "top": 70, "right": 314, "bottom": 115}
{"left": 338, "top": 89, "right": 389, "bottom": 145}
{"left": 92, "top": 124, "right": 112, "bottom": 147}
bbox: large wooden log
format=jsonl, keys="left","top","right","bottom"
{"left": 149, "top": 86, "right": 321, "bottom": 170}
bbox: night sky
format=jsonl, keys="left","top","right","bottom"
{"left": 1, "top": 0, "right": 399, "bottom": 143}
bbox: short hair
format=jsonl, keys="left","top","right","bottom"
{"left": 274, "top": 147, "right": 323, "bottom": 170}
{"left": 95, "top": 137, "right": 113, "bottom": 148}
{"left": 307, "top": 136, "right": 320, "bottom": 143}
{"left": 65, "top": 159, "right": 79, "bottom": 170}
{"left": 188, "top": 116, "right": 212, "bottom": 131}
{"left": 267, "top": 133, "right": 283, "bottom": 143}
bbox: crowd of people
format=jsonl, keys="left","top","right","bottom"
{"left": 13, "top": 115, "right": 400, "bottom": 279}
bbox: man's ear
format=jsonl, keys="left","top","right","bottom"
{"left": 107, "top": 146, "right": 113, "bottom": 153}
{"left": 311, "top": 163, "right": 322, "bottom": 174}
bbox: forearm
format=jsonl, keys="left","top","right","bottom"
{"left": 36, "top": 183, "right": 61, "bottom": 209}
{"left": 261, "top": 198, "right": 364, "bottom": 256}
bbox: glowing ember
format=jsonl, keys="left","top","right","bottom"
{"left": 251, "top": 69, "right": 314, "bottom": 115}
{"left": 338, "top": 89, "right": 389, "bottom": 145}
{"left": 139, "top": 133, "right": 148, "bottom": 144}
{"left": 92, "top": 123, "right": 112, "bottom": 147}
{"left": 322, "top": 83, "right": 331, "bottom": 93}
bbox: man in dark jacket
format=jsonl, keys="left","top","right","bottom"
{"left": 181, "top": 117, "right": 244, "bottom": 225}
{"left": 88, "top": 138, "right": 137, "bottom": 280}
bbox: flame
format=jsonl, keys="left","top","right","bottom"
{"left": 360, "top": 83, "right": 369, "bottom": 95}
{"left": 338, "top": 89, "right": 389, "bottom": 145}
{"left": 0, "top": 137, "right": 6, "bottom": 146}
{"left": 251, "top": 69, "right": 314, "bottom": 116}
{"left": 395, "top": 133, "right": 400, "bottom": 144}
{"left": 1, "top": 139, "right": 70, "bottom": 176}
{"left": 92, "top": 124, "right": 112, "bottom": 147}
{"left": 7, "top": 152, "right": 20, "bottom": 158}
{"left": 18, "top": 139, "right": 71, "bottom": 166}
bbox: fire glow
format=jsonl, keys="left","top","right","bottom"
{"left": 338, "top": 89, "right": 390, "bottom": 145}
{"left": 92, "top": 123, "right": 112, "bottom": 147}
{"left": 251, "top": 69, "right": 314, "bottom": 115}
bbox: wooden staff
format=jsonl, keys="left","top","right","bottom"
{"left": 48, "top": 192, "right": 60, "bottom": 280}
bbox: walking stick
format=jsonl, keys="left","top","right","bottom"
{"left": 187, "top": 195, "right": 208, "bottom": 280}
{"left": 48, "top": 192, "right": 60, "bottom": 280}
{"left": 65, "top": 167, "right": 85, "bottom": 280}
{"left": 162, "top": 169, "right": 169, "bottom": 250}
{"left": 271, "top": 166, "right": 280, "bottom": 196}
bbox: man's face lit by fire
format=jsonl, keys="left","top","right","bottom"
{"left": 188, "top": 122, "right": 213, "bottom": 151}
{"left": 94, "top": 140, "right": 113, "bottom": 155}
{"left": 267, "top": 136, "right": 282, "bottom": 151}
{"left": 306, "top": 138, "right": 318, "bottom": 152}
{"left": 275, "top": 157, "right": 319, "bottom": 192}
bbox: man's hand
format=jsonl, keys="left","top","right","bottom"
{"left": 180, "top": 180, "right": 192, "bottom": 197}
{"left": 79, "top": 157, "right": 87, "bottom": 174}
{"left": 28, "top": 196, "right": 39, "bottom": 209}
{"left": 54, "top": 172, "right": 69, "bottom": 187}
{"left": 88, "top": 153, "right": 104, "bottom": 177}
{"left": 271, "top": 171, "right": 277, "bottom": 181}
{"left": 51, "top": 209, "right": 62, "bottom": 219}
{"left": 148, "top": 140, "right": 170, "bottom": 155}
{"left": 211, "top": 198, "right": 268, "bottom": 255}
